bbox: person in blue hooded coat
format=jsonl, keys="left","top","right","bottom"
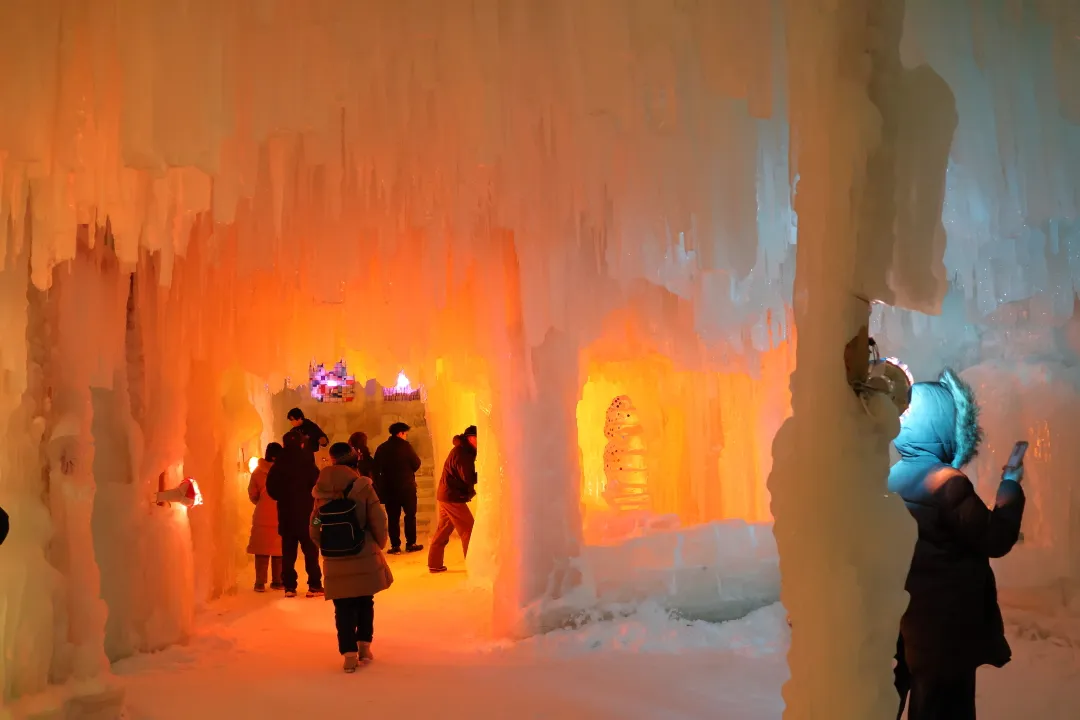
{"left": 889, "top": 368, "right": 1025, "bottom": 720}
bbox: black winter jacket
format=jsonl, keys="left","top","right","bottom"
{"left": 372, "top": 435, "right": 422, "bottom": 503}
{"left": 889, "top": 371, "right": 1025, "bottom": 675}
{"left": 356, "top": 448, "right": 375, "bottom": 481}
{"left": 265, "top": 447, "right": 320, "bottom": 536}
{"left": 296, "top": 418, "right": 328, "bottom": 454}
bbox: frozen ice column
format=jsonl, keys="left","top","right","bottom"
{"left": 602, "top": 396, "right": 651, "bottom": 513}
{"left": 767, "top": 0, "right": 917, "bottom": 717}
{"left": 46, "top": 251, "right": 113, "bottom": 698}
{"left": 491, "top": 329, "right": 585, "bottom": 637}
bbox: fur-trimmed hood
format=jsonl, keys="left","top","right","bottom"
{"left": 894, "top": 367, "right": 982, "bottom": 469}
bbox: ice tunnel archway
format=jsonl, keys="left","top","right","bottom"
{"left": 0, "top": 1, "right": 1079, "bottom": 719}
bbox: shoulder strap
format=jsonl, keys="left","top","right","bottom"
{"left": 344, "top": 479, "right": 355, "bottom": 499}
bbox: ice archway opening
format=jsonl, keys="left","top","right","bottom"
{"left": 1, "top": 1, "right": 1079, "bottom": 719}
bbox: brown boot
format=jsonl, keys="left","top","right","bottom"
{"left": 358, "top": 642, "right": 374, "bottom": 662}
{"left": 343, "top": 652, "right": 359, "bottom": 673}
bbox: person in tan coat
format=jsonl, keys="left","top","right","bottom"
{"left": 247, "top": 442, "right": 284, "bottom": 591}
{"left": 310, "top": 442, "right": 394, "bottom": 673}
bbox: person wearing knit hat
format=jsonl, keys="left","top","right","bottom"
{"left": 372, "top": 422, "right": 424, "bottom": 554}
{"left": 428, "top": 426, "right": 478, "bottom": 573}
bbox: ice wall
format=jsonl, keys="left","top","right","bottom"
{"left": 0, "top": 0, "right": 1074, "bottom": 716}
{"left": 868, "top": 0, "right": 1080, "bottom": 610}
{"left": 767, "top": 1, "right": 922, "bottom": 717}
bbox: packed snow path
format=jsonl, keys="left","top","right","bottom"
{"left": 114, "top": 545, "right": 1080, "bottom": 719}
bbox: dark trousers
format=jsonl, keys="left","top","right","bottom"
{"left": 385, "top": 492, "right": 418, "bottom": 548}
{"left": 895, "top": 637, "right": 977, "bottom": 720}
{"left": 333, "top": 595, "right": 375, "bottom": 655}
{"left": 254, "top": 555, "right": 282, "bottom": 587}
{"left": 427, "top": 501, "right": 474, "bottom": 568}
{"left": 280, "top": 532, "right": 322, "bottom": 592}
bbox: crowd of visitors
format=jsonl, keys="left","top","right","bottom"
{"left": 245, "top": 406, "right": 478, "bottom": 672}
{"left": 247, "top": 368, "right": 1026, "bottom": 691}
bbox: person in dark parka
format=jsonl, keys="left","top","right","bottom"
{"left": 889, "top": 368, "right": 1025, "bottom": 720}
{"left": 266, "top": 429, "right": 324, "bottom": 597}
{"left": 372, "top": 422, "right": 423, "bottom": 554}
{"left": 428, "top": 425, "right": 478, "bottom": 573}
{"left": 287, "top": 407, "right": 329, "bottom": 455}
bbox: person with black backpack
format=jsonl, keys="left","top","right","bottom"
{"left": 310, "top": 442, "right": 394, "bottom": 673}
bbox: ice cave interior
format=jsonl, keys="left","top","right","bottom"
{"left": 0, "top": 0, "right": 1078, "bottom": 718}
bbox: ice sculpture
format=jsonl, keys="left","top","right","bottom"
{"left": 602, "top": 396, "right": 650, "bottom": 513}
{"left": 586, "top": 395, "right": 679, "bottom": 544}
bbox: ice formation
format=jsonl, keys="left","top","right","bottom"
{"left": 602, "top": 396, "right": 650, "bottom": 513}
{"left": 0, "top": 1, "right": 1075, "bottom": 718}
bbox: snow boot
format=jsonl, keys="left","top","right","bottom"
{"left": 405, "top": 544, "right": 424, "bottom": 553}
{"left": 270, "top": 582, "right": 283, "bottom": 591}
{"left": 284, "top": 590, "right": 297, "bottom": 598}
{"left": 254, "top": 583, "right": 266, "bottom": 593}
{"left": 343, "top": 652, "right": 360, "bottom": 673}
{"left": 358, "top": 642, "right": 374, "bottom": 662}
{"left": 306, "top": 587, "right": 325, "bottom": 598}
{"left": 387, "top": 547, "right": 402, "bottom": 555}
{"left": 429, "top": 566, "right": 448, "bottom": 573}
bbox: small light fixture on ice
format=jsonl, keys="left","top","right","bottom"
{"left": 247, "top": 456, "right": 259, "bottom": 473}
{"left": 865, "top": 353, "right": 914, "bottom": 419}
{"left": 844, "top": 298, "right": 914, "bottom": 420}
{"left": 859, "top": 341, "right": 914, "bottom": 419}
{"left": 383, "top": 370, "right": 421, "bottom": 401}
{"left": 156, "top": 477, "right": 204, "bottom": 509}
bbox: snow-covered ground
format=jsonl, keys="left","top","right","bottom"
{"left": 113, "top": 543, "right": 1080, "bottom": 719}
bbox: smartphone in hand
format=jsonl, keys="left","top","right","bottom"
{"left": 1003, "top": 440, "right": 1028, "bottom": 485}
{"left": 1006, "top": 441, "right": 1028, "bottom": 469}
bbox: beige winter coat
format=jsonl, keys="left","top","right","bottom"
{"left": 247, "top": 459, "right": 282, "bottom": 556}
{"left": 310, "top": 465, "right": 394, "bottom": 600}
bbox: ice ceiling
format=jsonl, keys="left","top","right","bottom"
{"left": 0, "top": 0, "right": 1077, "bottom": 718}
{"left": 0, "top": 1, "right": 1076, "bottom": 364}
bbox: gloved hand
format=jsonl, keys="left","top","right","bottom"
{"left": 1002, "top": 465, "right": 1024, "bottom": 484}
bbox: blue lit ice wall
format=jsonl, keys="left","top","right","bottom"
{"left": 873, "top": 0, "right": 1080, "bottom": 377}
{"left": 619, "top": 0, "right": 1079, "bottom": 371}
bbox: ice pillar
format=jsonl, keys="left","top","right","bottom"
{"left": 491, "top": 328, "right": 585, "bottom": 636}
{"left": 48, "top": 249, "right": 112, "bottom": 691}
{"left": 768, "top": 0, "right": 916, "bottom": 717}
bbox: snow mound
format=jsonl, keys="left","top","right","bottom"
{"left": 493, "top": 602, "right": 789, "bottom": 659}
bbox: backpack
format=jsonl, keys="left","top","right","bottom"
{"left": 313, "top": 480, "right": 365, "bottom": 558}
